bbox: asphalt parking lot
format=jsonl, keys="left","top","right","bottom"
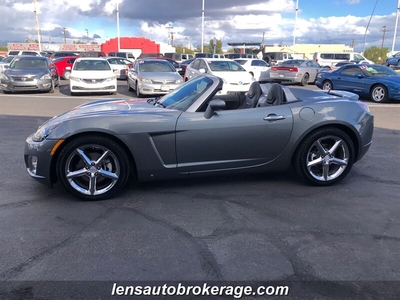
{"left": 0, "top": 81, "right": 399, "bottom": 299}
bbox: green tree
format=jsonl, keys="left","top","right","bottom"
{"left": 364, "top": 46, "right": 389, "bottom": 64}
{"left": 207, "top": 38, "right": 223, "bottom": 54}
{"left": 73, "top": 40, "right": 85, "bottom": 44}
{"left": 174, "top": 44, "right": 195, "bottom": 54}
{"left": 0, "top": 46, "right": 8, "bottom": 52}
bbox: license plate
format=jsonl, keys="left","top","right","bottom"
{"left": 161, "top": 85, "right": 170, "bottom": 91}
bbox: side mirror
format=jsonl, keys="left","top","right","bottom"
{"left": 355, "top": 73, "right": 365, "bottom": 78}
{"left": 3, "top": 65, "right": 9, "bottom": 69}
{"left": 204, "top": 99, "right": 226, "bottom": 119}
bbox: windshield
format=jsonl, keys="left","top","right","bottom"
{"left": 10, "top": 58, "right": 48, "bottom": 69}
{"left": 73, "top": 59, "right": 111, "bottom": 71}
{"left": 2, "top": 56, "right": 15, "bottom": 63}
{"left": 208, "top": 60, "right": 245, "bottom": 72}
{"left": 138, "top": 61, "right": 176, "bottom": 72}
{"left": 158, "top": 76, "right": 214, "bottom": 111}
{"left": 281, "top": 60, "right": 305, "bottom": 66}
{"left": 362, "top": 65, "right": 398, "bottom": 76}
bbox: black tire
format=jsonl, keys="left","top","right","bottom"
{"left": 63, "top": 70, "right": 71, "bottom": 80}
{"left": 48, "top": 80, "right": 55, "bottom": 93}
{"left": 263, "top": 55, "right": 272, "bottom": 65}
{"left": 136, "top": 81, "right": 142, "bottom": 98}
{"left": 300, "top": 73, "right": 309, "bottom": 86}
{"left": 2, "top": 90, "right": 11, "bottom": 94}
{"left": 322, "top": 80, "right": 333, "bottom": 90}
{"left": 128, "top": 80, "right": 133, "bottom": 91}
{"left": 56, "top": 135, "right": 130, "bottom": 200}
{"left": 293, "top": 128, "right": 355, "bottom": 186}
{"left": 370, "top": 84, "right": 388, "bottom": 103}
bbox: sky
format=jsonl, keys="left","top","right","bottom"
{"left": 0, "top": 0, "right": 399, "bottom": 52}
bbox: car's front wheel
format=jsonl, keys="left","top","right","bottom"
{"left": 370, "top": 84, "right": 388, "bottom": 103}
{"left": 63, "top": 70, "right": 71, "bottom": 80}
{"left": 56, "top": 135, "right": 131, "bottom": 200}
{"left": 293, "top": 128, "right": 355, "bottom": 186}
{"left": 322, "top": 80, "right": 333, "bottom": 90}
{"left": 135, "top": 81, "right": 142, "bottom": 98}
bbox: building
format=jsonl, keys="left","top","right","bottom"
{"left": 263, "top": 44, "right": 354, "bottom": 60}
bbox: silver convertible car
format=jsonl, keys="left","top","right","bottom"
{"left": 24, "top": 74, "right": 374, "bottom": 200}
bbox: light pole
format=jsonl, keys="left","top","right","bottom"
{"left": 201, "top": 0, "right": 204, "bottom": 52}
{"left": 362, "top": 0, "right": 379, "bottom": 54}
{"left": 33, "top": 0, "right": 41, "bottom": 51}
{"left": 292, "top": 0, "right": 299, "bottom": 54}
{"left": 116, "top": 1, "right": 120, "bottom": 51}
{"left": 85, "top": 29, "right": 89, "bottom": 44}
{"left": 63, "top": 27, "right": 66, "bottom": 44}
{"left": 392, "top": 0, "right": 400, "bottom": 52}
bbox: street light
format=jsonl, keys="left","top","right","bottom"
{"left": 392, "top": 0, "right": 400, "bottom": 52}
{"left": 201, "top": 0, "right": 204, "bottom": 52}
{"left": 85, "top": 29, "right": 89, "bottom": 44}
{"left": 62, "top": 27, "right": 67, "bottom": 44}
{"left": 292, "top": 0, "right": 299, "bottom": 54}
{"left": 33, "top": 0, "right": 41, "bottom": 51}
{"left": 116, "top": 1, "right": 120, "bottom": 51}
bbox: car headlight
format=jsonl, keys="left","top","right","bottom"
{"left": 175, "top": 78, "right": 183, "bottom": 84}
{"left": 32, "top": 123, "right": 61, "bottom": 142}
{"left": 106, "top": 75, "right": 116, "bottom": 82}
{"left": 139, "top": 77, "right": 152, "bottom": 83}
{"left": 40, "top": 74, "right": 52, "bottom": 80}
{"left": 69, "top": 76, "right": 80, "bottom": 82}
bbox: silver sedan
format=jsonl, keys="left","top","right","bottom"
{"left": 270, "top": 59, "right": 324, "bottom": 86}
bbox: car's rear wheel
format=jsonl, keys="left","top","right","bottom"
{"left": 322, "top": 80, "right": 333, "bottom": 90}
{"left": 293, "top": 128, "right": 355, "bottom": 186}
{"left": 300, "top": 73, "right": 309, "bottom": 86}
{"left": 370, "top": 84, "right": 388, "bottom": 103}
{"left": 56, "top": 135, "right": 130, "bottom": 200}
{"left": 63, "top": 70, "right": 71, "bottom": 80}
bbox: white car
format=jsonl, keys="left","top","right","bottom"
{"left": 184, "top": 58, "right": 254, "bottom": 94}
{"left": 234, "top": 58, "right": 270, "bottom": 81}
{"left": 69, "top": 57, "right": 117, "bottom": 96}
{"left": 104, "top": 56, "right": 132, "bottom": 80}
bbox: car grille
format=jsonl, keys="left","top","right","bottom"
{"left": 72, "top": 85, "right": 115, "bottom": 90}
{"left": 12, "top": 85, "right": 39, "bottom": 90}
{"left": 81, "top": 78, "right": 106, "bottom": 84}
{"left": 10, "top": 76, "right": 35, "bottom": 82}
{"left": 152, "top": 80, "right": 176, "bottom": 84}
{"left": 230, "top": 82, "right": 250, "bottom": 86}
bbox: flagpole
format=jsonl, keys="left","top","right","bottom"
{"left": 392, "top": 0, "right": 400, "bottom": 52}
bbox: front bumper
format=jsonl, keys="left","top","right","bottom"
{"left": 138, "top": 82, "right": 181, "bottom": 95}
{"left": 24, "top": 135, "right": 61, "bottom": 187}
{"left": 1, "top": 78, "right": 52, "bottom": 92}
{"left": 70, "top": 78, "right": 117, "bottom": 93}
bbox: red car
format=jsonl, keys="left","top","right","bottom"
{"left": 53, "top": 56, "right": 78, "bottom": 80}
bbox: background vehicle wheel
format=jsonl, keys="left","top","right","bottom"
{"left": 322, "top": 80, "right": 333, "bottom": 90}
{"left": 300, "top": 73, "right": 309, "bottom": 86}
{"left": 56, "top": 135, "right": 130, "bottom": 200}
{"left": 135, "top": 81, "right": 142, "bottom": 98}
{"left": 293, "top": 128, "right": 355, "bottom": 186}
{"left": 48, "top": 81, "right": 55, "bottom": 93}
{"left": 263, "top": 55, "right": 272, "bottom": 65}
{"left": 370, "top": 84, "right": 388, "bottom": 103}
{"left": 63, "top": 71, "right": 71, "bottom": 80}
{"left": 128, "top": 80, "right": 133, "bottom": 91}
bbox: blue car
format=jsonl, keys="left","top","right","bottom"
{"left": 315, "top": 64, "right": 400, "bottom": 103}
{"left": 385, "top": 52, "right": 400, "bottom": 66}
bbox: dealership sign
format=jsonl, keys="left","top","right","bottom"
{"left": 7, "top": 43, "right": 101, "bottom": 52}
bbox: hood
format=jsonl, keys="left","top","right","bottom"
{"left": 70, "top": 70, "right": 114, "bottom": 79}
{"left": 211, "top": 71, "right": 253, "bottom": 83}
{"left": 139, "top": 71, "right": 181, "bottom": 81}
{"left": 5, "top": 68, "right": 49, "bottom": 76}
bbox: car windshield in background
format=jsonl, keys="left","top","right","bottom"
{"left": 2, "top": 56, "right": 15, "bottom": 63}
{"left": 158, "top": 76, "right": 213, "bottom": 111}
{"left": 208, "top": 60, "right": 245, "bottom": 72}
{"left": 73, "top": 60, "right": 111, "bottom": 71}
{"left": 138, "top": 61, "right": 176, "bottom": 72}
{"left": 281, "top": 60, "right": 305, "bottom": 66}
{"left": 362, "top": 65, "right": 398, "bottom": 76}
{"left": 10, "top": 58, "right": 48, "bottom": 69}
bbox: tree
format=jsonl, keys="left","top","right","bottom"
{"left": 207, "top": 38, "right": 223, "bottom": 54}
{"left": 174, "top": 44, "right": 194, "bottom": 54}
{"left": 364, "top": 46, "right": 389, "bottom": 64}
{"left": 0, "top": 46, "right": 8, "bottom": 52}
{"left": 73, "top": 40, "right": 85, "bottom": 44}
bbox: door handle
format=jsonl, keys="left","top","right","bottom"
{"left": 264, "top": 115, "right": 286, "bottom": 121}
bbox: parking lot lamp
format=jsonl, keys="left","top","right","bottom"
{"left": 116, "top": 1, "right": 120, "bottom": 51}
{"left": 392, "top": 0, "right": 400, "bottom": 52}
{"left": 85, "top": 29, "right": 89, "bottom": 44}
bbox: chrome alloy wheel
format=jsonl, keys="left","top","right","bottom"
{"left": 64, "top": 145, "right": 120, "bottom": 196}
{"left": 306, "top": 135, "right": 349, "bottom": 181}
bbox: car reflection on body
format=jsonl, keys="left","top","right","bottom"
{"left": 24, "top": 74, "right": 374, "bottom": 200}
{"left": 316, "top": 63, "right": 400, "bottom": 102}
{"left": 127, "top": 58, "right": 183, "bottom": 97}
{"left": 69, "top": 57, "right": 117, "bottom": 96}
{"left": 0, "top": 55, "right": 59, "bottom": 94}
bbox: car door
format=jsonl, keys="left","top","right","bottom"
{"left": 333, "top": 65, "right": 366, "bottom": 92}
{"left": 175, "top": 105, "right": 293, "bottom": 173}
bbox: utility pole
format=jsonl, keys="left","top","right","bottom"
{"left": 201, "top": 0, "right": 204, "bottom": 52}
{"left": 166, "top": 23, "right": 173, "bottom": 45}
{"left": 85, "top": 29, "right": 89, "bottom": 44}
{"left": 381, "top": 25, "right": 387, "bottom": 63}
